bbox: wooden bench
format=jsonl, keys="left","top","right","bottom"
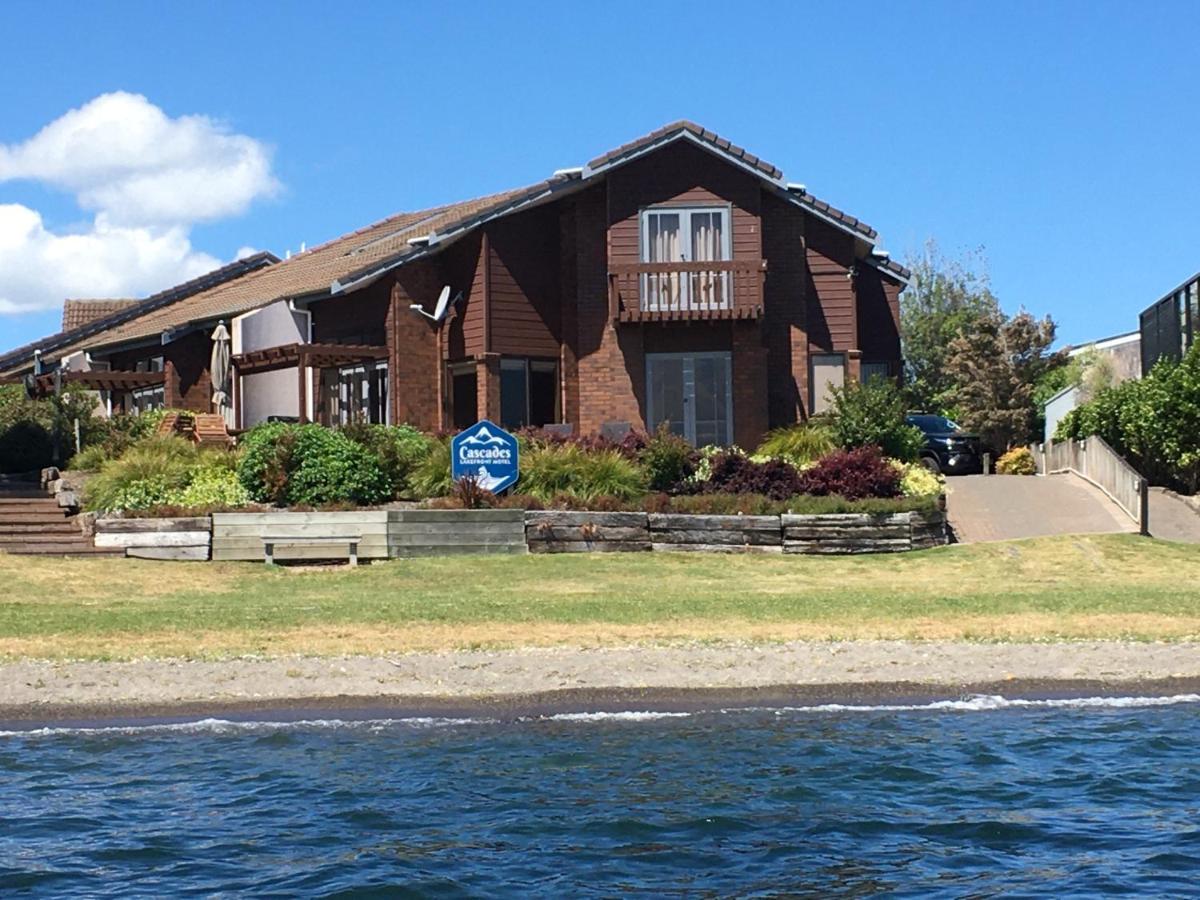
{"left": 261, "top": 534, "right": 361, "bottom": 566}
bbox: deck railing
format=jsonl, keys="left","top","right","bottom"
{"left": 1034, "top": 436, "right": 1149, "bottom": 532}
{"left": 608, "top": 260, "right": 766, "bottom": 322}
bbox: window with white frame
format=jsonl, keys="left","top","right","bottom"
{"left": 333, "top": 360, "right": 388, "bottom": 425}
{"left": 640, "top": 207, "right": 731, "bottom": 311}
{"left": 130, "top": 384, "right": 165, "bottom": 414}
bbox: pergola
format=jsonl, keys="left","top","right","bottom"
{"left": 29, "top": 369, "right": 167, "bottom": 397}
{"left": 230, "top": 342, "right": 388, "bottom": 424}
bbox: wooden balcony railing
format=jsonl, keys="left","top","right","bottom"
{"left": 608, "top": 259, "right": 766, "bottom": 323}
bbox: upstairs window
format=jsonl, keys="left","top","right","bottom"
{"left": 640, "top": 207, "right": 731, "bottom": 311}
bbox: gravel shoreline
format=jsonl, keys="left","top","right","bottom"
{"left": 1, "top": 640, "right": 1199, "bottom": 725}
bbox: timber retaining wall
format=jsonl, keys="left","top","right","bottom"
{"left": 116, "top": 506, "right": 947, "bottom": 562}
{"left": 94, "top": 517, "right": 212, "bottom": 560}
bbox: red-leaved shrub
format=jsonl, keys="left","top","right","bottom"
{"left": 796, "top": 446, "right": 901, "bottom": 500}
{"left": 702, "top": 452, "right": 805, "bottom": 500}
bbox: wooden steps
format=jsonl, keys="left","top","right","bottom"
{"left": 0, "top": 483, "right": 117, "bottom": 557}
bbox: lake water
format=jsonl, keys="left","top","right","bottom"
{"left": 2, "top": 694, "right": 1199, "bottom": 896}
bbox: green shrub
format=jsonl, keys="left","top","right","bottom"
{"left": 68, "top": 443, "right": 114, "bottom": 472}
{"left": 520, "top": 444, "right": 647, "bottom": 503}
{"left": 83, "top": 437, "right": 245, "bottom": 512}
{"left": 339, "top": 423, "right": 433, "bottom": 498}
{"left": 996, "top": 447, "right": 1036, "bottom": 475}
{"left": 410, "top": 434, "right": 455, "bottom": 498}
{"left": 638, "top": 425, "right": 696, "bottom": 491}
{"left": 237, "top": 423, "right": 391, "bottom": 506}
{"left": 174, "top": 465, "right": 250, "bottom": 508}
{"left": 1058, "top": 345, "right": 1200, "bottom": 492}
{"left": 829, "top": 377, "right": 925, "bottom": 461}
{"left": 756, "top": 423, "right": 837, "bottom": 466}
{"left": 0, "top": 419, "right": 54, "bottom": 473}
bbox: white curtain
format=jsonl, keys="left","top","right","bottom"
{"left": 648, "top": 213, "right": 682, "bottom": 310}
{"left": 691, "top": 213, "right": 725, "bottom": 309}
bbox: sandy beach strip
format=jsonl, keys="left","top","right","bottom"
{"left": 1, "top": 640, "right": 1199, "bottom": 724}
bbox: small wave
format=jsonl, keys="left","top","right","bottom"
{"left": 774, "top": 693, "right": 1200, "bottom": 714}
{"left": 542, "top": 711, "right": 694, "bottom": 723}
{"left": 0, "top": 715, "right": 494, "bottom": 739}
{"left": 2, "top": 694, "right": 1196, "bottom": 738}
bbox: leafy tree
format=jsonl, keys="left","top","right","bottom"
{"left": 828, "top": 376, "right": 925, "bottom": 461}
{"left": 945, "top": 309, "right": 1066, "bottom": 451}
{"left": 900, "top": 241, "right": 1000, "bottom": 413}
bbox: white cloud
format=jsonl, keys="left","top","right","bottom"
{"left": 0, "top": 206, "right": 220, "bottom": 314}
{"left": 0, "top": 92, "right": 278, "bottom": 315}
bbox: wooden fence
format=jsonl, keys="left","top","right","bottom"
{"left": 1034, "top": 437, "right": 1148, "bottom": 530}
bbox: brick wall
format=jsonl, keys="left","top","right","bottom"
{"left": 731, "top": 322, "right": 769, "bottom": 447}
{"left": 389, "top": 266, "right": 442, "bottom": 429}
{"left": 571, "top": 185, "right": 646, "bottom": 434}
{"left": 165, "top": 330, "right": 212, "bottom": 411}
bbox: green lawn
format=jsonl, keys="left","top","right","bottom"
{"left": 2, "top": 534, "right": 1199, "bottom": 659}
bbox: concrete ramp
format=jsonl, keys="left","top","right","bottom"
{"left": 947, "top": 473, "right": 1136, "bottom": 543}
{"left": 1147, "top": 488, "right": 1200, "bottom": 544}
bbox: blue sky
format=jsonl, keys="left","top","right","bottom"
{"left": 2, "top": 0, "right": 1199, "bottom": 350}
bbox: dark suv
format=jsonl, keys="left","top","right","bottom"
{"left": 906, "top": 414, "right": 983, "bottom": 475}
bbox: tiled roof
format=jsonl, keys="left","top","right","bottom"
{"left": 61, "top": 299, "right": 137, "bottom": 331}
{"left": 0, "top": 253, "right": 278, "bottom": 375}
{"left": 587, "top": 120, "right": 785, "bottom": 181}
{"left": 16, "top": 122, "right": 906, "bottom": 366}
{"left": 41, "top": 187, "right": 551, "bottom": 363}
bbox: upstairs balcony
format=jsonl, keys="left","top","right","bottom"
{"left": 608, "top": 259, "right": 766, "bottom": 324}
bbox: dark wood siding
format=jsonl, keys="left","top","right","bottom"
{"left": 486, "top": 205, "right": 561, "bottom": 358}
{"left": 856, "top": 266, "right": 902, "bottom": 367}
{"left": 310, "top": 280, "right": 390, "bottom": 346}
{"left": 805, "top": 217, "right": 857, "bottom": 352}
{"left": 441, "top": 232, "right": 486, "bottom": 360}
{"left": 607, "top": 140, "right": 763, "bottom": 290}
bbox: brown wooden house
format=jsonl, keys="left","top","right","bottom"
{"left": 0, "top": 122, "right": 908, "bottom": 448}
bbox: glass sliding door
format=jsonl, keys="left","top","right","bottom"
{"left": 646, "top": 355, "right": 687, "bottom": 439}
{"left": 646, "top": 352, "right": 732, "bottom": 446}
{"left": 334, "top": 360, "right": 388, "bottom": 425}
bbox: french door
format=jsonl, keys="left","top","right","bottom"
{"left": 646, "top": 351, "right": 732, "bottom": 447}
{"left": 641, "top": 207, "right": 731, "bottom": 311}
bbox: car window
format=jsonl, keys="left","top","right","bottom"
{"left": 907, "top": 415, "right": 960, "bottom": 434}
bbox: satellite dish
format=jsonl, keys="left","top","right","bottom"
{"left": 409, "top": 285, "right": 462, "bottom": 323}
{"left": 433, "top": 285, "right": 452, "bottom": 321}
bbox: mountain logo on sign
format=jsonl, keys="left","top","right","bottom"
{"left": 458, "top": 426, "right": 507, "bottom": 447}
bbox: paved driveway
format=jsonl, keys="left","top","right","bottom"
{"left": 947, "top": 473, "right": 1137, "bottom": 543}
{"left": 1147, "top": 488, "right": 1200, "bottom": 544}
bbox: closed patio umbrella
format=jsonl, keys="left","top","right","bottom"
{"left": 210, "top": 322, "right": 233, "bottom": 427}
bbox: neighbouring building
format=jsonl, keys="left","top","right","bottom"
{"left": 1139, "top": 271, "right": 1199, "bottom": 375}
{"left": 1042, "top": 330, "right": 1142, "bottom": 443}
{"left": 0, "top": 122, "right": 910, "bottom": 448}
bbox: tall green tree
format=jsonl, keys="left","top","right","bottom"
{"left": 900, "top": 241, "right": 999, "bottom": 412}
{"left": 945, "top": 309, "right": 1066, "bottom": 451}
